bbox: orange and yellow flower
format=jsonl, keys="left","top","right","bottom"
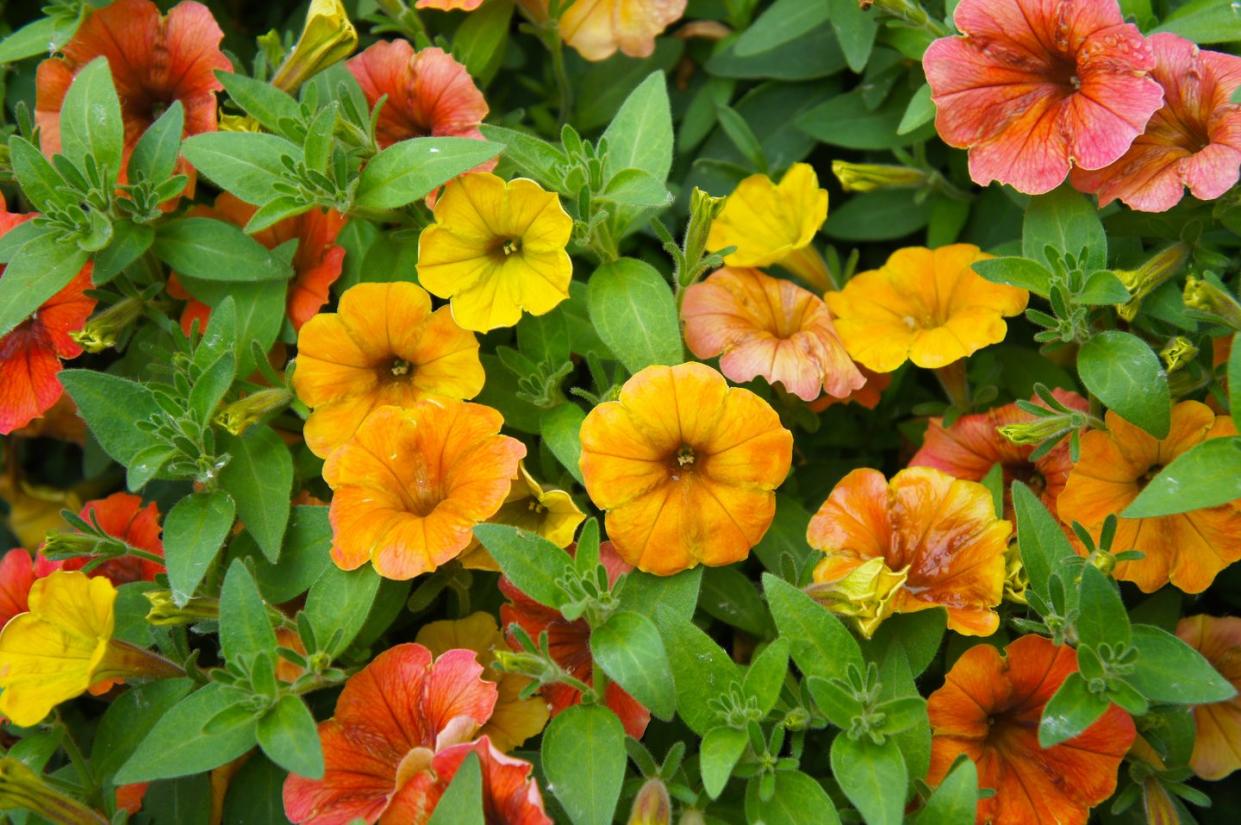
{"left": 1058, "top": 401, "right": 1241, "bottom": 593}
{"left": 1175, "top": 614, "right": 1241, "bottom": 780}
{"left": 517, "top": 0, "right": 687, "bottom": 62}
{"left": 928, "top": 634, "right": 1136, "bottom": 825}
{"left": 292, "top": 282, "right": 484, "bottom": 458}
{"left": 826, "top": 245, "right": 1028, "bottom": 373}
{"left": 681, "top": 267, "right": 864, "bottom": 402}
{"left": 323, "top": 402, "right": 525, "bottom": 580}
{"left": 578, "top": 362, "right": 792, "bottom": 574}
{"left": 807, "top": 466, "right": 1010, "bottom": 636}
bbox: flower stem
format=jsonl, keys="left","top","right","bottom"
{"left": 934, "top": 360, "right": 971, "bottom": 410}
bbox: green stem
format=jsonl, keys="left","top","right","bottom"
{"left": 547, "top": 33, "right": 573, "bottom": 125}
{"left": 55, "top": 716, "right": 97, "bottom": 807}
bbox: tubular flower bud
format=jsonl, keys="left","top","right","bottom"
{"left": 271, "top": 0, "right": 359, "bottom": 93}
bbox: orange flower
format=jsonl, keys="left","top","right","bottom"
{"left": 1176, "top": 614, "right": 1241, "bottom": 780}
{"left": 292, "top": 282, "right": 485, "bottom": 458}
{"left": 928, "top": 634, "right": 1136, "bottom": 825}
{"left": 1058, "top": 401, "right": 1241, "bottom": 593}
{"left": 807, "top": 467, "right": 1010, "bottom": 636}
{"left": 55, "top": 492, "right": 165, "bottom": 585}
{"left": 0, "top": 549, "right": 56, "bottom": 628}
{"left": 578, "top": 363, "right": 792, "bottom": 574}
{"left": 323, "top": 402, "right": 525, "bottom": 580}
{"left": 825, "top": 245, "right": 1028, "bottom": 373}
{"left": 517, "top": 0, "right": 687, "bottom": 61}
{"left": 681, "top": 267, "right": 864, "bottom": 402}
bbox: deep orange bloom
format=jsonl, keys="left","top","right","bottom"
{"left": 578, "top": 362, "right": 793, "bottom": 574}
{"left": 1058, "top": 401, "right": 1241, "bottom": 593}
{"left": 323, "top": 402, "right": 525, "bottom": 580}
{"left": 681, "top": 267, "right": 864, "bottom": 402}
{"left": 58, "top": 493, "right": 165, "bottom": 585}
{"left": 283, "top": 643, "right": 498, "bottom": 825}
{"left": 292, "top": 282, "right": 485, "bottom": 458}
{"left": 910, "top": 390, "right": 1088, "bottom": 516}
{"left": 807, "top": 467, "right": 1010, "bottom": 636}
{"left": 923, "top": 0, "right": 1163, "bottom": 194}
{"left": 1073, "top": 34, "right": 1241, "bottom": 212}
{"left": 929, "top": 635, "right": 1135, "bottom": 825}
{"left": 500, "top": 542, "right": 650, "bottom": 739}
{"left": 1176, "top": 614, "right": 1241, "bottom": 780}
{"left": 36, "top": 0, "right": 230, "bottom": 172}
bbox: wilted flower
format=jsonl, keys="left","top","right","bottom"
{"left": 806, "top": 556, "right": 908, "bottom": 639}
{"left": 1176, "top": 614, "right": 1241, "bottom": 780}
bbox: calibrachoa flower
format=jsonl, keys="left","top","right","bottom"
{"left": 928, "top": 634, "right": 1136, "bottom": 825}
{"left": 323, "top": 402, "right": 525, "bottom": 580}
{"left": 1175, "top": 614, "right": 1241, "bottom": 780}
{"left": 417, "top": 0, "right": 485, "bottom": 10}
{"left": 500, "top": 541, "right": 651, "bottom": 738}
{"left": 292, "top": 282, "right": 484, "bottom": 458}
{"left": 922, "top": 0, "right": 1163, "bottom": 194}
{"left": 459, "top": 463, "right": 586, "bottom": 571}
{"left": 706, "top": 164, "right": 832, "bottom": 292}
{"left": 826, "top": 245, "right": 1028, "bottom": 373}
{"left": 578, "top": 362, "right": 793, "bottom": 574}
{"left": 1058, "top": 400, "right": 1241, "bottom": 593}
{"left": 0, "top": 549, "right": 54, "bottom": 628}
{"left": 807, "top": 467, "right": 1010, "bottom": 636}
{"left": 517, "top": 0, "right": 687, "bottom": 61}
{"left": 418, "top": 173, "right": 573, "bottom": 333}
{"left": 1071, "top": 33, "right": 1241, "bottom": 212}
{"left": 681, "top": 267, "right": 864, "bottom": 402}
{"left": 808, "top": 366, "right": 891, "bottom": 412}
{"left": 52, "top": 492, "right": 165, "bottom": 584}
{"left": 282, "top": 643, "right": 500, "bottom": 824}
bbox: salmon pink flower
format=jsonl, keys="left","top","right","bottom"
{"left": 52, "top": 493, "right": 165, "bottom": 585}
{"left": 923, "top": 0, "right": 1163, "bottom": 194}
{"left": 1176, "top": 614, "right": 1241, "bottom": 780}
{"left": 807, "top": 467, "right": 1010, "bottom": 636}
{"left": 808, "top": 367, "right": 891, "bottom": 412}
{"left": 417, "top": 0, "right": 485, "bottom": 9}
{"left": 1072, "top": 33, "right": 1241, "bottom": 212}
{"left": 517, "top": 0, "right": 687, "bottom": 61}
{"left": 681, "top": 267, "right": 864, "bottom": 402}
{"left": 928, "top": 634, "right": 1136, "bottom": 825}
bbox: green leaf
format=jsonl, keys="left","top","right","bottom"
{"left": 540, "top": 403, "right": 585, "bottom": 484}
{"left": 897, "top": 84, "right": 935, "bottom": 135}
{"left": 587, "top": 258, "right": 683, "bottom": 373}
{"left": 0, "top": 230, "right": 89, "bottom": 337}
{"left": 304, "top": 564, "right": 382, "bottom": 656}
{"left": 1039, "top": 672, "right": 1110, "bottom": 748}
{"left": 1023, "top": 187, "right": 1107, "bottom": 271}
{"left": 734, "top": 0, "right": 830, "bottom": 56}
{"left": 798, "top": 89, "right": 933, "bottom": 150}
{"left": 1076, "top": 564, "right": 1130, "bottom": 649}
{"left": 58, "top": 58, "right": 124, "bottom": 182}
{"left": 60, "top": 370, "right": 162, "bottom": 467}
{"left": 1076, "top": 270, "right": 1131, "bottom": 305}
{"left": 655, "top": 606, "right": 741, "bottom": 735}
{"left": 597, "top": 168, "right": 672, "bottom": 209}
{"left": 1231, "top": 336, "right": 1241, "bottom": 432}
{"left": 177, "top": 276, "right": 287, "bottom": 376}
{"left": 0, "top": 15, "right": 81, "bottom": 64}
{"left": 473, "top": 524, "right": 574, "bottom": 609}
{"left": 763, "top": 573, "right": 864, "bottom": 680}
{"left": 753, "top": 496, "right": 817, "bottom": 583}
{"left": 215, "top": 72, "right": 301, "bottom": 136}
{"left": 972, "top": 257, "right": 1053, "bottom": 296}
{"left": 1128, "top": 624, "right": 1237, "bottom": 704}
{"left": 129, "top": 101, "right": 185, "bottom": 184}
{"left": 165, "top": 490, "right": 236, "bottom": 605}
{"left": 9, "top": 137, "right": 68, "bottom": 212}
{"left": 426, "top": 752, "right": 485, "bottom": 825}
{"left": 542, "top": 704, "right": 626, "bottom": 825}
{"left": 830, "top": 735, "right": 907, "bottom": 825}
{"left": 746, "top": 770, "right": 841, "bottom": 825}
{"left": 93, "top": 221, "right": 155, "bottom": 285}
{"left": 701, "top": 726, "right": 748, "bottom": 799}
{"left": 257, "top": 694, "right": 324, "bottom": 779}
{"left": 914, "top": 757, "right": 978, "bottom": 825}
{"left": 1154, "top": 0, "right": 1241, "bottom": 44}
{"left": 1124, "top": 436, "right": 1241, "bottom": 517}
{"left": 244, "top": 505, "right": 333, "bottom": 604}
{"left": 181, "top": 132, "right": 299, "bottom": 205}
{"left": 828, "top": 0, "right": 879, "bottom": 72}
{"left": 218, "top": 560, "right": 277, "bottom": 664}
{"left": 451, "top": 0, "right": 515, "bottom": 85}
{"left": 1012, "top": 482, "right": 1076, "bottom": 606}
{"left": 601, "top": 71, "right": 673, "bottom": 187}
{"left": 219, "top": 427, "right": 293, "bottom": 562}
{"left": 701, "top": 566, "right": 772, "bottom": 636}
{"left": 590, "top": 610, "right": 676, "bottom": 719}
{"left": 91, "top": 678, "right": 195, "bottom": 779}
{"left": 154, "top": 218, "right": 293, "bottom": 282}
{"left": 865, "top": 610, "right": 946, "bottom": 679}
{"left": 354, "top": 137, "right": 504, "bottom": 210}
{"left": 219, "top": 755, "right": 287, "bottom": 824}
{"left": 743, "top": 638, "right": 790, "bottom": 715}
{"left": 478, "top": 124, "right": 566, "bottom": 190}
{"left": 116, "top": 684, "right": 258, "bottom": 783}
{"left": 143, "top": 774, "right": 211, "bottom": 825}
{"left": 1077, "top": 331, "right": 1171, "bottom": 438}
{"left": 824, "top": 188, "right": 931, "bottom": 242}
{"left": 615, "top": 567, "right": 702, "bottom": 622}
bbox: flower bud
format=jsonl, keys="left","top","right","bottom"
{"left": 70, "top": 296, "right": 145, "bottom": 354}
{"left": 1160, "top": 336, "right": 1198, "bottom": 374}
{"left": 998, "top": 415, "right": 1071, "bottom": 446}
{"left": 1184, "top": 276, "right": 1241, "bottom": 331}
{"left": 215, "top": 388, "right": 294, "bottom": 436}
{"left": 807, "top": 557, "right": 908, "bottom": 639}
{"left": 1003, "top": 543, "right": 1028, "bottom": 605}
{"left": 145, "top": 590, "right": 221, "bottom": 626}
{"left": 831, "top": 161, "right": 928, "bottom": 193}
{"left": 627, "top": 778, "right": 672, "bottom": 825}
{"left": 0, "top": 757, "right": 108, "bottom": 825}
{"left": 1115, "top": 243, "right": 1188, "bottom": 321}
{"left": 271, "top": 0, "right": 359, "bottom": 94}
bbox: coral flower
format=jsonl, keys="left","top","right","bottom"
{"left": 292, "top": 282, "right": 485, "bottom": 458}
{"left": 0, "top": 549, "right": 50, "bottom": 628}
{"left": 517, "top": 0, "right": 687, "bottom": 61}
{"left": 1058, "top": 401, "right": 1241, "bottom": 593}
{"left": 578, "top": 362, "right": 793, "bottom": 574}
{"left": 416, "top": 0, "right": 485, "bottom": 9}
{"left": 459, "top": 463, "right": 586, "bottom": 572}
{"left": 1175, "top": 614, "right": 1241, "bottom": 780}
{"left": 348, "top": 41, "right": 489, "bottom": 150}
{"left": 681, "top": 267, "right": 865, "bottom": 402}
{"left": 922, "top": 0, "right": 1163, "bottom": 195}
{"left": 418, "top": 173, "right": 573, "bottom": 333}
{"left": 53, "top": 493, "right": 165, "bottom": 585}
{"left": 323, "top": 402, "right": 525, "bottom": 580}
{"left": 500, "top": 541, "right": 650, "bottom": 738}
{"left": 283, "top": 643, "right": 498, "bottom": 825}
{"left": 910, "top": 390, "right": 1089, "bottom": 516}
{"left": 928, "top": 634, "right": 1136, "bottom": 825}
{"left": 825, "top": 245, "right": 1028, "bottom": 373}
{"left": 706, "top": 164, "right": 831, "bottom": 291}
{"left": 1071, "top": 33, "right": 1241, "bottom": 212}
{"left": 36, "top": 0, "right": 230, "bottom": 171}
{"left": 807, "top": 467, "right": 1010, "bottom": 636}
{"left": 416, "top": 612, "right": 550, "bottom": 752}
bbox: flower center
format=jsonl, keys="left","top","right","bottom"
{"left": 676, "top": 445, "right": 696, "bottom": 468}
{"left": 1139, "top": 464, "right": 1164, "bottom": 486}
{"left": 389, "top": 358, "right": 412, "bottom": 378}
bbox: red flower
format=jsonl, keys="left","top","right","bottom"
{"left": 1072, "top": 33, "right": 1241, "bottom": 212}
{"left": 499, "top": 542, "right": 650, "bottom": 739}
{"left": 58, "top": 493, "right": 165, "bottom": 585}
{"left": 923, "top": 0, "right": 1163, "bottom": 195}
{"left": 0, "top": 549, "right": 39, "bottom": 628}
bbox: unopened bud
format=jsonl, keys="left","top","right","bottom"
{"left": 215, "top": 388, "right": 294, "bottom": 435}
{"left": 998, "top": 416, "right": 1072, "bottom": 446}
{"left": 1003, "top": 543, "right": 1028, "bottom": 605}
{"left": 1115, "top": 243, "right": 1189, "bottom": 321}
{"left": 271, "top": 0, "right": 359, "bottom": 93}
{"left": 1160, "top": 337, "right": 1198, "bottom": 373}
{"left": 831, "top": 161, "right": 927, "bottom": 193}
{"left": 807, "top": 557, "right": 907, "bottom": 639}
{"left": 70, "top": 296, "right": 145, "bottom": 353}
{"left": 628, "top": 779, "right": 672, "bottom": 825}
{"left": 1184, "top": 276, "right": 1241, "bottom": 331}
{"left": 145, "top": 590, "right": 220, "bottom": 626}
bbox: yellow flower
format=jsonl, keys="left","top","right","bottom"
{"left": 706, "top": 163, "right": 831, "bottom": 291}
{"left": 415, "top": 612, "right": 550, "bottom": 752}
{"left": 0, "top": 571, "right": 182, "bottom": 726}
{"left": 0, "top": 475, "right": 78, "bottom": 550}
{"left": 418, "top": 173, "right": 573, "bottom": 333}
{"left": 459, "top": 462, "right": 586, "bottom": 572}
{"left": 271, "top": 0, "right": 359, "bottom": 93}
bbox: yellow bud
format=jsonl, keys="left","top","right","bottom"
{"left": 271, "top": 0, "right": 359, "bottom": 94}
{"left": 1115, "top": 243, "right": 1189, "bottom": 322}
{"left": 1160, "top": 336, "right": 1198, "bottom": 374}
{"left": 628, "top": 779, "right": 672, "bottom": 825}
{"left": 1184, "top": 276, "right": 1241, "bottom": 331}
{"left": 831, "top": 160, "right": 927, "bottom": 193}
{"left": 69, "top": 296, "right": 145, "bottom": 354}
{"left": 807, "top": 557, "right": 908, "bottom": 639}
{"left": 219, "top": 113, "right": 264, "bottom": 133}
{"left": 145, "top": 590, "right": 221, "bottom": 626}
{"left": 214, "top": 388, "right": 294, "bottom": 436}
{"left": 1003, "top": 543, "right": 1028, "bottom": 605}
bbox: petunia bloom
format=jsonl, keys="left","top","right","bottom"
{"left": 500, "top": 541, "right": 651, "bottom": 738}
{"left": 283, "top": 643, "right": 498, "bottom": 824}
{"left": 323, "top": 402, "right": 525, "bottom": 580}
{"left": 825, "top": 245, "right": 1028, "bottom": 373}
{"left": 1058, "top": 400, "right": 1241, "bottom": 593}
{"left": 1071, "top": 34, "right": 1241, "bottom": 212}
{"left": 459, "top": 463, "right": 586, "bottom": 572}
{"left": 1175, "top": 614, "right": 1241, "bottom": 780}
{"left": 928, "top": 634, "right": 1136, "bottom": 825}
{"left": 922, "top": 0, "right": 1163, "bottom": 194}
{"left": 706, "top": 164, "right": 832, "bottom": 292}
{"left": 418, "top": 173, "right": 573, "bottom": 333}
{"left": 807, "top": 467, "right": 1010, "bottom": 636}
{"left": 681, "top": 267, "right": 865, "bottom": 402}
{"left": 292, "top": 281, "right": 485, "bottom": 458}
{"left": 579, "top": 362, "right": 793, "bottom": 574}
{"left": 517, "top": 0, "right": 687, "bottom": 62}
{"left": 52, "top": 492, "right": 166, "bottom": 585}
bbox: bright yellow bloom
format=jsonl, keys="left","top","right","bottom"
{"left": 706, "top": 163, "right": 831, "bottom": 291}
{"left": 459, "top": 462, "right": 587, "bottom": 571}
{"left": 418, "top": 173, "right": 573, "bottom": 333}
